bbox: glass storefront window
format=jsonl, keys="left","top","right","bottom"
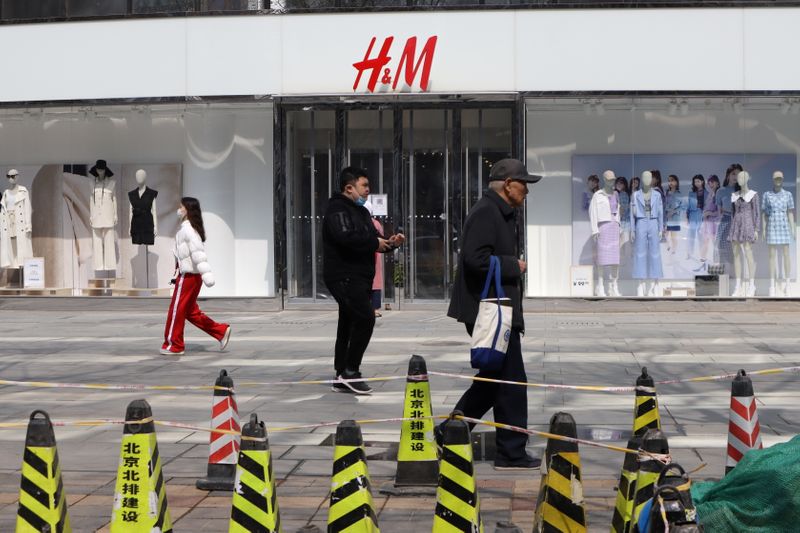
{"left": 0, "top": 102, "right": 273, "bottom": 297}
{"left": 526, "top": 96, "right": 800, "bottom": 298}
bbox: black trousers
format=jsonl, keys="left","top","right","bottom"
{"left": 326, "top": 277, "right": 376, "bottom": 375}
{"left": 452, "top": 323, "right": 529, "bottom": 460}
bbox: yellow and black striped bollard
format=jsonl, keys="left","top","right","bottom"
{"left": 433, "top": 413, "right": 483, "bottom": 532}
{"left": 633, "top": 368, "right": 661, "bottom": 437}
{"left": 229, "top": 413, "right": 280, "bottom": 532}
{"left": 16, "top": 410, "right": 71, "bottom": 533}
{"left": 533, "top": 412, "right": 586, "bottom": 533}
{"left": 609, "top": 435, "right": 642, "bottom": 533}
{"left": 328, "top": 420, "right": 379, "bottom": 532}
{"left": 110, "top": 399, "right": 172, "bottom": 533}
{"left": 630, "top": 428, "right": 670, "bottom": 530}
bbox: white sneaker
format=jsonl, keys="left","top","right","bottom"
{"left": 781, "top": 279, "right": 790, "bottom": 297}
{"left": 595, "top": 280, "right": 606, "bottom": 297}
{"left": 220, "top": 326, "right": 232, "bottom": 351}
{"left": 609, "top": 280, "right": 621, "bottom": 297}
{"left": 746, "top": 279, "right": 756, "bottom": 297}
{"left": 160, "top": 348, "right": 184, "bottom": 355}
{"left": 732, "top": 280, "right": 743, "bottom": 297}
{"left": 769, "top": 281, "right": 776, "bottom": 297}
{"left": 647, "top": 282, "right": 658, "bottom": 297}
{"left": 637, "top": 282, "right": 646, "bottom": 297}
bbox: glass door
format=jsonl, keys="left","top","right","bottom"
{"left": 403, "top": 109, "right": 451, "bottom": 300}
{"left": 285, "top": 109, "right": 335, "bottom": 301}
{"left": 284, "top": 104, "right": 513, "bottom": 303}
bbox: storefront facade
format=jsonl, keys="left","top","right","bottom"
{"left": 1, "top": 7, "right": 799, "bottom": 299}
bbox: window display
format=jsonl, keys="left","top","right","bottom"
{"left": 0, "top": 163, "right": 182, "bottom": 293}
{"left": 568, "top": 151, "right": 796, "bottom": 297}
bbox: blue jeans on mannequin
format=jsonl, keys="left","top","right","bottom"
{"left": 448, "top": 323, "right": 529, "bottom": 461}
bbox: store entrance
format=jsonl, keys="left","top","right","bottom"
{"left": 283, "top": 104, "right": 513, "bottom": 303}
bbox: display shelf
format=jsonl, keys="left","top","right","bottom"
{"left": 80, "top": 287, "right": 171, "bottom": 297}
{"left": 0, "top": 288, "right": 72, "bottom": 296}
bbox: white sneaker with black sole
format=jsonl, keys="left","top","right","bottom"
{"left": 337, "top": 371, "right": 372, "bottom": 395}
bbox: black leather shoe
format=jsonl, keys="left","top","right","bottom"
{"left": 494, "top": 454, "right": 542, "bottom": 470}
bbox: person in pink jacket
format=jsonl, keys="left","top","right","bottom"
{"left": 161, "top": 197, "right": 231, "bottom": 355}
{"left": 365, "top": 200, "right": 384, "bottom": 317}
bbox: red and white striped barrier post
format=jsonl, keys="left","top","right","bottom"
{"left": 725, "top": 369, "right": 763, "bottom": 474}
{"left": 196, "top": 369, "right": 241, "bottom": 490}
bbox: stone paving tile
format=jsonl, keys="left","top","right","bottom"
{"left": 0, "top": 305, "right": 798, "bottom": 531}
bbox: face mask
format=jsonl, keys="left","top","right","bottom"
{"left": 355, "top": 197, "right": 367, "bottom": 207}
{"left": 177, "top": 209, "right": 185, "bottom": 219}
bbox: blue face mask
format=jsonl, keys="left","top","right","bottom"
{"left": 355, "top": 197, "right": 367, "bottom": 207}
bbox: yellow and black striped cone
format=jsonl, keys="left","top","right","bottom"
{"left": 630, "top": 429, "right": 670, "bottom": 530}
{"left": 433, "top": 413, "right": 482, "bottom": 532}
{"left": 16, "top": 410, "right": 71, "bottom": 533}
{"left": 229, "top": 413, "right": 280, "bottom": 532}
{"left": 110, "top": 399, "right": 172, "bottom": 533}
{"left": 633, "top": 368, "right": 660, "bottom": 438}
{"left": 609, "top": 435, "right": 642, "bottom": 533}
{"left": 533, "top": 412, "right": 586, "bottom": 533}
{"left": 396, "top": 354, "right": 438, "bottom": 487}
{"left": 328, "top": 420, "right": 380, "bottom": 532}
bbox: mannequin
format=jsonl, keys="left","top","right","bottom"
{"left": 0, "top": 169, "right": 34, "bottom": 270}
{"left": 129, "top": 169, "right": 159, "bottom": 288}
{"left": 729, "top": 171, "right": 759, "bottom": 297}
{"left": 761, "top": 171, "right": 794, "bottom": 297}
{"left": 589, "top": 170, "right": 621, "bottom": 296}
{"left": 128, "top": 169, "right": 159, "bottom": 245}
{"left": 89, "top": 159, "right": 118, "bottom": 272}
{"left": 631, "top": 170, "right": 664, "bottom": 296}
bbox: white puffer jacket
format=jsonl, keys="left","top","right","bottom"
{"left": 174, "top": 220, "right": 215, "bottom": 287}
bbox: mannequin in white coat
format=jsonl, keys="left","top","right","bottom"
{"left": 0, "top": 169, "right": 33, "bottom": 269}
{"left": 89, "top": 159, "right": 118, "bottom": 272}
{"left": 730, "top": 171, "right": 759, "bottom": 297}
{"left": 589, "top": 170, "right": 621, "bottom": 296}
{"left": 761, "top": 171, "right": 795, "bottom": 297}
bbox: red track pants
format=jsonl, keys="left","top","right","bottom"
{"left": 162, "top": 272, "right": 228, "bottom": 353}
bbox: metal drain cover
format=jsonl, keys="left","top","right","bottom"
{"left": 556, "top": 321, "right": 604, "bottom": 328}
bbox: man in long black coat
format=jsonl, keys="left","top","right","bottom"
{"left": 445, "top": 158, "right": 542, "bottom": 469}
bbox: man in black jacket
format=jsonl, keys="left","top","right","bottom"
{"left": 323, "top": 166, "right": 405, "bottom": 394}
{"left": 444, "top": 158, "right": 542, "bottom": 469}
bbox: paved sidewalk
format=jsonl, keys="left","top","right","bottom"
{"left": 1, "top": 301, "right": 799, "bottom": 531}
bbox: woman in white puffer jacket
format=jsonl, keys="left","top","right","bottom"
{"left": 160, "top": 197, "right": 231, "bottom": 355}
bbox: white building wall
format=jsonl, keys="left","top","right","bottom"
{"left": 1, "top": 8, "right": 800, "bottom": 102}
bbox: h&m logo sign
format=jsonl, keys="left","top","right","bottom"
{"left": 352, "top": 36, "right": 438, "bottom": 93}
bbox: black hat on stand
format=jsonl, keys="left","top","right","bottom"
{"left": 89, "top": 159, "right": 114, "bottom": 178}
